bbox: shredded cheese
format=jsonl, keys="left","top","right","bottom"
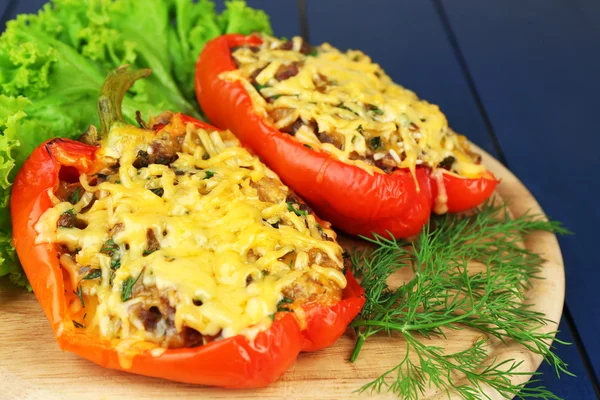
{"left": 35, "top": 122, "right": 346, "bottom": 353}
{"left": 224, "top": 34, "right": 486, "bottom": 178}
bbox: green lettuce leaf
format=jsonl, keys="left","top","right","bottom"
{"left": 0, "top": 0, "right": 272, "bottom": 288}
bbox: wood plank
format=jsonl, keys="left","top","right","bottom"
{"left": 305, "top": 0, "right": 596, "bottom": 397}
{"left": 440, "top": 0, "right": 600, "bottom": 388}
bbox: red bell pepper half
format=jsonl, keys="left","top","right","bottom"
{"left": 195, "top": 34, "right": 498, "bottom": 238}
{"left": 10, "top": 66, "right": 364, "bottom": 388}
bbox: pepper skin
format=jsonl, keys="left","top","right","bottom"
{"left": 10, "top": 68, "right": 364, "bottom": 388}
{"left": 195, "top": 34, "right": 497, "bottom": 238}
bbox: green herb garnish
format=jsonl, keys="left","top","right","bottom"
{"left": 101, "top": 238, "right": 118, "bottom": 256}
{"left": 286, "top": 202, "right": 308, "bottom": 217}
{"left": 338, "top": 104, "right": 358, "bottom": 115}
{"left": 253, "top": 83, "right": 268, "bottom": 91}
{"left": 151, "top": 188, "right": 164, "bottom": 197}
{"left": 111, "top": 258, "right": 121, "bottom": 271}
{"left": 73, "top": 285, "right": 85, "bottom": 308}
{"left": 303, "top": 144, "right": 313, "bottom": 149}
{"left": 72, "top": 320, "right": 85, "bottom": 329}
{"left": 69, "top": 188, "right": 82, "bottom": 205}
{"left": 122, "top": 269, "right": 144, "bottom": 302}
{"left": 357, "top": 124, "right": 364, "bottom": 134}
{"left": 277, "top": 297, "right": 294, "bottom": 312}
{"left": 350, "top": 201, "right": 571, "bottom": 399}
{"left": 367, "top": 104, "right": 384, "bottom": 115}
{"left": 203, "top": 170, "right": 215, "bottom": 180}
{"left": 369, "top": 137, "right": 382, "bottom": 150}
{"left": 82, "top": 269, "right": 102, "bottom": 280}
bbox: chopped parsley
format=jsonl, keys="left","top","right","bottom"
{"left": 82, "top": 269, "right": 102, "bottom": 280}
{"left": 122, "top": 270, "right": 144, "bottom": 302}
{"left": 110, "top": 258, "right": 121, "bottom": 270}
{"left": 101, "top": 238, "right": 118, "bottom": 256}
{"left": 338, "top": 104, "right": 358, "bottom": 115}
{"left": 253, "top": 83, "right": 268, "bottom": 91}
{"left": 72, "top": 320, "right": 85, "bottom": 329}
{"left": 277, "top": 297, "right": 294, "bottom": 312}
{"left": 287, "top": 202, "right": 308, "bottom": 217}
{"left": 203, "top": 170, "right": 215, "bottom": 180}
{"left": 73, "top": 285, "right": 85, "bottom": 308}
{"left": 357, "top": 124, "right": 364, "bottom": 134}
{"left": 69, "top": 187, "right": 81, "bottom": 205}
{"left": 151, "top": 188, "right": 164, "bottom": 197}
{"left": 369, "top": 137, "right": 382, "bottom": 150}
{"left": 303, "top": 144, "right": 313, "bottom": 149}
{"left": 367, "top": 104, "right": 384, "bottom": 115}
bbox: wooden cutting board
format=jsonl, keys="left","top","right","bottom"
{"left": 0, "top": 148, "right": 565, "bottom": 400}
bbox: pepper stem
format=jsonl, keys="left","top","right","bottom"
{"left": 98, "top": 65, "right": 151, "bottom": 137}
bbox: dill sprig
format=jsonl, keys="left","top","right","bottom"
{"left": 350, "top": 201, "right": 571, "bottom": 399}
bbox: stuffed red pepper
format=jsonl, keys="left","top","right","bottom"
{"left": 195, "top": 34, "right": 497, "bottom": 238}
{"left": 10, "top": 66, "right": 364, "bottom": 388}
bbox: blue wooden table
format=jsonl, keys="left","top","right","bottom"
{"left": 1, "top": 0, "right": 599, "bottom": 398}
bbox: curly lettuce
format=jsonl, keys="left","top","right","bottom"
{"left": 0, "top": 0, "right": 272, "bottom": 288}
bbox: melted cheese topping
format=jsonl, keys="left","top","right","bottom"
{"left": 35, "top": 121, "right": 345, "bottom": 349}
{"left": 224, "top": 35, "right": 486, "bottom": 178}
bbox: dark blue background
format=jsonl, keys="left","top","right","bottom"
{"left": 1, "top": 0, "right": 598, "bottom": 398}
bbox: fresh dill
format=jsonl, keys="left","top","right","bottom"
{"left": 121, "top": 269, "right": 144, "bottom": 302}
{"left": 73, "top": 285, "right": 85, "bottom": 308}
{"left": 69, "top": 187, "right": 81, "bottom": 205}
{"left": 110, "top": 258, "right": 121, "bottom": 270}
{"left": 101, "top": 238, "right": 118, "bottom": 256}
{"left": 277, "top": 297, "right": 294, "bottom": 312}
{"left": 72, "top": 320, "right": 85, "bottom": 329}
{"left": 350, "top": 201, "right": 571, "bottom": 400}
{"left": 82, "top": 268, "right": 102, "bottom": 280}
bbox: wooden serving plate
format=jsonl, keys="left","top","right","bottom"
{"left": 0, "top": 148, "right": 564, "bottom": 400}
